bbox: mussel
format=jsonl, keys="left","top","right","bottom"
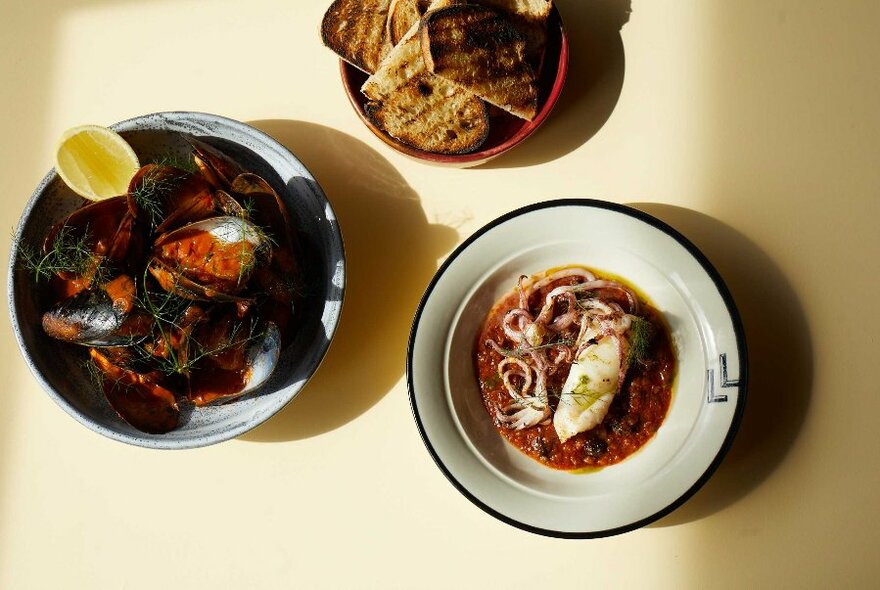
{"left": 188, "top": 320, "right": 281, "bottom": 406}
{"left": 230, "top": 173, "right": 303, "bottom": 321}
{"left": 128, "top": 164, "right": 217, "bottom": 234}
{"left": 31, "top": 135, "right": 299, "bottom": 435}
{"left": 43, "top": 195, "right": 144, "bottom": 288}
{"left": 149, "top": 215, "right": 272, "bottom": 301}
{"left": 188, "top": 137, "right": 245, "bottom": 190}
{"left": 90, "top": 348, "right": 179, "bottom": 434}
{"left": 42, "top": 274, "right": 152, "bottom": 346}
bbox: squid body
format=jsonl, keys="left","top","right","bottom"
{"left": 553, "top": 336, "right": 622, "bottom": 443}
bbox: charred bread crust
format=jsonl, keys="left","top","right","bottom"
{"left": 479, "top": 0, "right": 552, "bottom": 21}
{"left": 420, "top": 4, "right": 538, "bottom": 120}
{"left": 364, "top": 90, "right": 490, "bottom": 154}
{"left": 321, "top": 0, "right": 391, "bottom": 74}
{"left": 478, "top": 0, "right": 552, "bottom": 67}
{"left": 387, "top": 0, "right": 421, "bottom": 47}
{"left": 387, "top": 0, "right": 464, "bottom": 47}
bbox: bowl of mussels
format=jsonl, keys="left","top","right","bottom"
{"left": 8, "top": 112, "right": 345, "bottom": 449}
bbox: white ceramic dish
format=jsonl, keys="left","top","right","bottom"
{"left": 407, "top": 199, "right": 747, "bottom": 537}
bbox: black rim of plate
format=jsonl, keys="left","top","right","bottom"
{"left": 405, "top": 198, "right": 749, "bottom": 538}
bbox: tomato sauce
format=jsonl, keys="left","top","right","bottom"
{"left": 474, "top": 269, "right": 676, "bottom": 471}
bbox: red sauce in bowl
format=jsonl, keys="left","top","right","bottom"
{"left": 474, "top": 267, "right": 676, "bottom": 470}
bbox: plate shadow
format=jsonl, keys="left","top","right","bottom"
{"left": 479, "top": 0, "right": 631, "bottom": 169}
{"left": 239, "top": 121, "right": 458, "bottom": 442}
{"left": 630, "top": 204, "right": 814, "bottom": 526}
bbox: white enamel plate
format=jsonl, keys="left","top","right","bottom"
{"left": 407, "top": 199, "right": 747, "bottom": 537}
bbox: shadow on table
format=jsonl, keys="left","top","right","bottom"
{"left": 629, "top": 204, "right": 814, "bottom": 526}
{"left": 239, "top": 121, "right": 458, "bottom": 442}
{"left": 479, "top": 0, "right": 632, "bottom": 169}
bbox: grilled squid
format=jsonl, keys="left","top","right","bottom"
{"left": 487, "top": 268, "right": 646, "bottom": 440}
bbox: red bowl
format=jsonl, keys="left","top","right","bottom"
{"left": 340, "top": 7, "right": 569, "bottom": 168}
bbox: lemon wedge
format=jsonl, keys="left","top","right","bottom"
{"left": 54, "top": 125, "right": 140, "bottom": 201}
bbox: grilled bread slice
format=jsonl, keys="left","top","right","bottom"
{"left": 386, "top": 0, "right": 464, "bottom": 46}
{"left": 362, "top": 30, "right": 489, "bottom": 154}
{"left": 477, "top": 0, "right": 552, "bottom": 65}
{"left": 387, "top": 0, "right": 430, "bottom": 46}
{"left": 421, "top": 4, "right": 538, "bottom": 120}
{"left": 478, "top": 0, "right": 552, "bottom": 22}
{"left": 321, "top": 0, "right": 392, "bottom": 74}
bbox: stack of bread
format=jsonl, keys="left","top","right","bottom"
{"left": 321, "top": 0, "right": 553, "bottom": 154}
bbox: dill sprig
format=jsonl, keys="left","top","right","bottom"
{"left": 151, "top": 154, "right": 198, "bottom": 173}
{"left": 146, "top": 315, "right": 262, "bottom": 378}
{"left": 133, "top": 270, "right": 183, "bottom": 365}
{"left": 187, "top": 320, "right": 261, "bottom": 369}
{"left": 232, "top": 213, "right": 276, "bottom": 286}
{"left": 511, "top": 388, "right": 610, "bottom": 407}
{"left": 236, "top": 198, "right": 278, "bottom": 248}
{"left": 83, "top": 356, "right": 105, "bottom": 390}
{"left": 130, "top": 167, "right": 186, "bottom": 230}
{"left": 235, "top": 242, "right": 258, "bottom": 287}
{"left": 492, "top": 338, "right": 575, "bottom": 359}
{"left": 18, "top": 224, "right": 106, "bottom": 285}
{"left": 82, "top": 353, "right": 140, "bottom": 397}
{"left": 134, "top": 270, "right": 265, "bottom": 377}
{"left": 627, "top": 316, "right": 655, "bottom": 366}
{"left": 134, "top": 273, "right": 192, "bottom": 376}
{"left": 138, "top": 279, "right": 191, "bottom": 327}
{"left": 238, "top": 197, "right": 256, "bottom": 220}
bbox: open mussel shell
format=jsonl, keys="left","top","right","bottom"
{"left": 127, "top": 164, "right": 217, "bottom": 235}
{"left": 188, "top": 321, "right": 281, "bottom": 406}
{"left": 42, "top": 275, "right": 152, "bottom": 346}
{"left": 231, "top": 173, "right": 295, "bottom": 253}
{"left": 214, "top": 189, "right": 247, "bottom": 218}
{"left": 44, "top": 196, "right": 131, "bottom": 251}
{"left": 187, "top": 136, "right": 244, "bottom": 190}
{"left": 230, "top": 173, "right": 279, "bottom": 199}
{"left": 231, "top": 173, "right": 303, "bottom": 309}
{"left": 147, "top": 258, "right": 250, "bottom": 303}
{"left": 153, "top": 215, "right": 270, "bottom": 258}
{"left": 90, "top": 349, "right": 179, "bottom": 434}
{"left": 44, "top": 196, "right": 139, "bottom": 280}
{"left": 150, "top": 215, "right": 271, "bottom": 300}
{"left": 239, "top": 321, "right": 281, "bottom": 396}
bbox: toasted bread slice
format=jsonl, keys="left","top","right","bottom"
{"left": 477, "top": 0, "right": 552, "bottom": 65}
{"left": 421, "top": 5, "right": 538, "bottom": 120}
{"left": 386, "top": 0, "right": 464, "bottom": 46}
{"left": 321, "top": 0, "right": 392, "bottom": 74}
{"left": 479, "top": 0, "right": 552, "bottom": 21}
{"left": 362, "top": 30, "right": 489, "bottom": 154}
{"left": 364, "top": 80, "right": 489, "bottom": 154}
{"left": 387, "top": 0, "right": 428, "bottom": 47}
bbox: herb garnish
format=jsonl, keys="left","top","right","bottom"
{"left": 134, "top": 270, "right": 264, "bottom": 377}
{"left": 151, "top": 154, "right": 198, "bottom": 174}
{"left": 18, "top": 224, "right": 107, "bottom": 285}
{"left": 627, "top": 316, "right": 655, "bottom": 366}
{"left": 493, "top": 337, "right": 575, "bottom": 359}
{"left": 129, "top": 167, "right": 186, "bottom": 230}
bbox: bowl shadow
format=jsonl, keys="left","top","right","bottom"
{"left": 239, "top": 121, "right": 459, "bottom": 442}
{"left": 629, "top": 204, "right": 814, "bottom": 526}
{"left": 478, "top": 0, "right": 632, "bottom": 169}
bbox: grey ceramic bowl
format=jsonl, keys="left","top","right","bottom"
{"left": 8, "top": 112, "right": 345, "bottom": 449}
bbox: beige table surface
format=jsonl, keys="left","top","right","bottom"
{"left": 2, "top": 0, "right": 879, "bottom": 587}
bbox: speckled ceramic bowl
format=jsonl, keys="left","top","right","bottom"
{"left": 8, "top": 112, "right": 345, "bottom": 449}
